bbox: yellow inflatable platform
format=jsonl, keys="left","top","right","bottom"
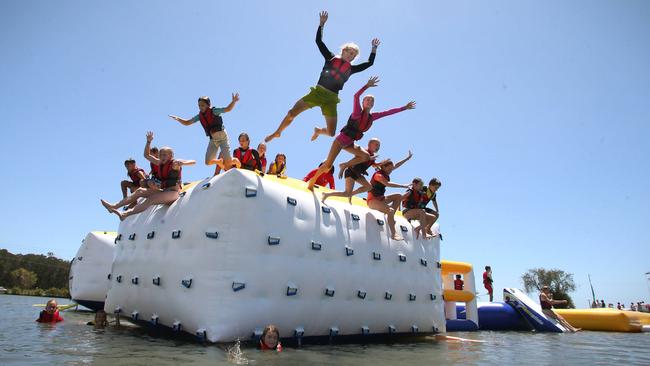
{"left": 555, "top": 308, "right": 650, "bottom": 332}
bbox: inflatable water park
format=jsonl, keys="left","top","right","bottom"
{"left": 68, "top": 169, "right": 650, "bottom": 343}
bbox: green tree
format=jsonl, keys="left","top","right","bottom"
{"left": 10, "top": 268, "right": 38, "bottom": 289}
{"left": 521, "top": 268, "right": 577, "bottom": 308}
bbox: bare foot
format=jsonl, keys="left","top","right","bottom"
{"left": 100, "top": 199, "right": 113, "bottom": 213}
{"left": 115, "top": 210, "right": 126, "bottom": 221}
{"left": 391, "top": 234, "right": 404, "bottom": 241}
{"left": 310, "top": 127, "right": 321, "bottom": 141}
{"left": 321, "top": 193, "right": 331, "bottom": 203}
{"left": 307, "top": 184, "right": 315, "bottom": 192}
{"left": 264, "top": 131, "right": 280, "bottom": 143}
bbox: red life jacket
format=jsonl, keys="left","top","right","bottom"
{"left": 37, "top": 310, "right": 63, "bottom": 323}
{"left": 150, "top": 162, "right": 160, "bottom": 179}
{"left": 234, "top": 148, "right": 257, "bottom": 171}
{"left": 329, "top": 57, "right": 352, "bottom": 82}
{"left": 369, "top": 170, "right": 389, "bottom": 197}
{"left": 454, "top": 279, "right": 464, "bottom": 291}
{"left": 402, "top": 188, "right": 424, "bottom": 210}
{"left": 128, "top": 167, "right": 146, "bottom": 186}
{"left": 259, "top": 156, "right": 267, "bottom": 173}
{"left": 158, "top": 160, "right": 181, "bottom": 189}
{"left": 199, "top": 108, "right": 224, "bottom": 137}
{"left": 259, "top": 340, "right": 282, "bottom": 352}
{"left": 340, "top": 112, "right": 373, "bottom": 141}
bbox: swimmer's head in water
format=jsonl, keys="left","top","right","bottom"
{"left": 261, "top": 325, "right": 280, "bottom": 349}
{"left": 198, "top": 96, "right": 211, "bottom": 113}
{"left": 340, "top": 43, "right": 360, "bottom": 62}
{"left": 238, "top": 133, "right": 250, "bottom": 149}
{"left": 159, "top": 147, "right": 174, "bottom": 163}
{"left": 368, "top": 138, "right": 381, "bottom": 153}
{"left": 45, "top": 299, "right": 57, "bottom": 314}
{"left": 94, "top": 310, "right": 107, "bottom": 327}
{"left": 362, "top": 95, "right": 375, "bottom": 110}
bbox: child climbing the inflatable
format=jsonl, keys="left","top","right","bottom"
{"left": 306, "top": 76, "right": 415, "bottom": 191}
{"left": 259, "top": 324, "right": 282, "bottom": 352}
{"left": 367, "top": 159, "right": 410, "bottom": 240}
{"left": 304, "top": 162, "right": 335, "bottom": 189}
{"left": 402, "top": 177, "right": 433, "bottom": 239}
{"left": 101, "top": 132, "right": 195, "bottom": 220}
{"left": 168, "top": 93, "right": 239, "bottom": 175}
{"left": 267, "top": 153, "right": 287, "bottom": 176}
{"left": 36, "top": 299, "right": 63, "bottom": 323}
{"left": 264, "top": 11, "right": 379, "bottom": 143}
{"left": 217, "top": 133, "right": 263, "bottom": 172}
{"left": 121, "top": 158, "right": 146, "bottom": 199}
{"left": 419, "top": 178, "right": 442, "bottom": 236}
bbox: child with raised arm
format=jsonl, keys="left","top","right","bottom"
{"left": 367, "top": 159, "right": 410, "bottom": 241}
{"left": 101, "top": 132, "right": 195, "bottom": 221}
{"left": 169, "top": 94, "right": 239, "bottom": 174}
{"left": 265, "top": 11, "right": 379, "bottom": 143}
{"left": 267, "top": 153, "right": 287, "bottom": 176}
{"left": 306, "top": 76, "right": 415, "bottom": 191}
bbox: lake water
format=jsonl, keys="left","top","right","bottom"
{"left": 1, "top": 295, "right": 649, "bottom": 365}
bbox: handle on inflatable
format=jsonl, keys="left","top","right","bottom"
{"left": 181, "top": 278, "right": 192, "bottom": 288}
{"left": 311, "top": 241, "right": 322, "bottom": 251}
{"left": 345, "top": 246, "right": 354, "bottom": 256}
{"left": 152, "top": 276, "right": 161, "bottom": 286}
{"left": 351, "top": 213, "right": 360, "bottom": 221}
{"left": 324, "top": 287, "right": 335, "bottom": 297}
{"left": 385, "top": 291, "right": 393, "bottom": 300}
{"left": 398, "top": 254, "right": 407, "bottom": 262}
{"left": 205, "top": 232, "right": 219, "bottom": 239}
{"left": 287, "top": 197, "right": 297, "bottom": 206}
{"left": 245, "top": 187, "right": 257, "bottom": 197}
{"left": 232, "top": 282, "right": 246, "bottom": 292}
{"left": 322, "top": 206, "right": 331, "bottom": 214}
{"left": 373, "top": 252, "right": 382, "bottom": 260}
{"left": 268, "top": 236, "right": 281, "bottom": 245}
{"left": 420, "top": 258, "right": 428, "bottom": 267}
{"left": 147, "top": 231, "right": 155, "bottom": 239}
{"left": 172, "top": 230, "right": 182, "bottom": 239}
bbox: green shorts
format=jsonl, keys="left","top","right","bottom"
{"left": 301, "top": 86, "right": 341, "bottom": 117}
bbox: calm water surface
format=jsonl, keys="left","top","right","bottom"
{"left": 1, "top": 295, "right": 649, "bottom": 365}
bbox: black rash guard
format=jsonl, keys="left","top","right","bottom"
{"left": 315, "top": 26, "right": 376, "bottom": 94}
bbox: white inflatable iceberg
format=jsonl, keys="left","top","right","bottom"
{"left": 69, "top": 231, "right": 116, "bottom": 310}
{"left": 104, "top": 169, "right": 446, "bottom": 343}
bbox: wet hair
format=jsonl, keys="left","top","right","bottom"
{"left": 340, "top": 42, "right": 360, "bottom": 60}
{"left": 412, "top": 177, "right": 423, "bottom": 185}
{"left": 429, "top": 178, "right": 442, "bottom": 187}
{"left": 124, "top": 158, "right": 136, "bottom": 166}
{"left": 159, "top": 147, "right": 174, "bottom": 159}
{"left": 197, "top": 96, "right": 211, "bottom": 106}
{"left": 238, "top": 133, "right": 250, "bottom": 142}
{"left": 150, "top": 147, "right": 159, "bottom": 154}
{"left": 46, "top": 299, "right": 57, "bottom": 307}
{"left": 485, "top": 266, "right": 491, "bottom": 270}
{"left": 262, "top": 324, "right": 280, "bottom": 340}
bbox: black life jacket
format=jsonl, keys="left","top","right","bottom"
{"left": 369, "top": 170, "right": 389, "bottom": 197}
{"left": 199, "top": 108, "right": 224, "bottom": 137}
{"left": 402, "top": 188, "right": 424, "bottom": 210}
{"left": 340, "top": 112, "right": 373, "bottom": 141}
{"left": 128, "top": 167, "right": 146, "bottom": 185}
{"left": 234, "top": 148, "right": 257, "bottom": 171}
{"left": 158, "top": 160, "right": 181, "bottom": 189}
{"left": 318, "top": 57, "right": 353, "bottom": 93}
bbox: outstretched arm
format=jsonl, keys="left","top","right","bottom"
{"left": 144, "top": 131, "right": 161, "bottom": 165}
{"left": 351, "top": 38, "right": 380, "bottom": 73}
{"left": 316, "top": 11, "right": 334, "bottom": 59}
{"left": 371, "top": 101, "right": 416, "bottom": 121}
{"left": 393, "top": 150, "right": 413, "bottom": 170}
{"left": 222, "top": 93, "right": 240, "bottom": 113}
{"left": 168, "top": 114, "right": 195, "bottom": 126}
{"left": 352, "top": 76, "right": 379, "bottom": 117}
{"left": 375, "top": 175, "right": 408, "bottom": 189}
{"left": 172, "top": 159, "right": 196, "bottom": 170}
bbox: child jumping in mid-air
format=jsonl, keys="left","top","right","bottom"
{"left": 265, "top": 11, "right": 379, "bottom": 143}
{"left": 306, "top": 76, "right": 415, "bottom": 191}
{"left": 304, "top": 162, "right": 335, "bottom": 189}
{"left": 367, "top": 159, "right": 410, "bottom": 240}
{"left": 168, "top": 93, "right": 239, "bottom": 175}
{"left": 401, "top": 177, "right": 434, "bottom": 239}
{"left": 121, "top": 158, "right": 146, "bottom": 198}
{"left": 419, "top": 178, "right": 442, "bottom": 236}
{"left": 101, "top": 132, "right": 195, "bottom": 221}
{"left": 267, "top": 153, "right": 287, "bottom": 176}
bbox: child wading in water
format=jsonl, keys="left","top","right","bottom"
{"left": 168, "top": 94, "right": 239, "bottom": 175}
{"left": 101, "top": 132, "right": 195, "bottom": 220}
{"left": 259, "top": 325, "right": 282, "bottom": 352}
{"left": 36, "top": 299, "right": 64, "bottom": 323}
{"left": 367, "top": 159, "right": 410, "bottom": 240}
{"left": 306, "top": 76, "right": 414, "bottom": 191}
{"left": 265, "top": 11, "right": 379, "bottom": 143}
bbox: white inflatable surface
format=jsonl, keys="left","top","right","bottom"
{"left": 69, "top": 231, "right": 116, "bottom": 310}
{"left": 104, "top": 169, "right": 445, "bottom": 342}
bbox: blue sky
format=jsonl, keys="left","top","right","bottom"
{"left": 1, "top": 0, "right": 648, "bottom": 306}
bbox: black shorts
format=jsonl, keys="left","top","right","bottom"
{"left": 344, "top": 168, "right": 361, "bottom": 180}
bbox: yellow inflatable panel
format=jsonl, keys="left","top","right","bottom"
{"left": 554, "top": 309, "right": 650, "bottom": 332}
{"left": 440, "top": 260, "right": 473, "bottom": 275}
{"left": 443, "top": 289, "right": 475, "bottom": 302}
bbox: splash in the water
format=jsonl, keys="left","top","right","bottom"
{"left": 226, "top": 340, "right": 251, "bottom": 365}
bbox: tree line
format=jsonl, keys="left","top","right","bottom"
{"left": 0, "top": 249, "right": 70, "bottom": 298}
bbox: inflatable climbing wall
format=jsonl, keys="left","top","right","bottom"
{"left": 69, "top": 231, "right": 117, "bottom": 311}
{"left": 104, "top": 169, "right": 445, "bottom": 343}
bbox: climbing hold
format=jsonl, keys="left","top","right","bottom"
{"left": 116, "top": 275, "right": 122, "bottom": 283}
{"left": 436, "top": 261, "right": 442, "bottom": 268}
{"left": 172, "top": 230, "right": 181, "bottom": 239}
{"left": 357, "top": 290, "right": 367, "bottom": 299}
{"left": 201, "top": 182, "right": 211, "bottom": 189}
{"left": 345, "top": 246, "right": 354, "bottom": 256}
{"left": 388, "top": 325, "right": 396, "bottom": 334}
{"left": 286, "top": 285, "right": 298, "bottom": 296}
{"left": 232, "top": 282, "right": 246, "bottom": 292}
{"left": 384, "top": 291, "right": 393, "bottom": 300}
{"left": 196, "top": 329, "right": 207, "bottom": 342}
{"left": 287, "top": 197, "right": 297, "bottom": 206}
{"left": 128, "top": 233, "right": 136, "bottom": 241}
{"left": 131, "top": 276, "right": 139, "bottom": 285}
{"left": 172, "top": 321, "right": 182, "bottom": 332}
{"left": 372, "top": 252, "right": 381, "bottom": 260}
{"left": 131, "top": 311, "right": 139, "bottom": 321}
{"left": 181, "top": 278, "right": 192, "bottom": 288}
{"left": 399, "top": 254, "right": 407, "bottom": 262}
{"left": 116, "top": 234, "right": 122, "bottom": 241}
{"left": 351, "top": 213, "right": 360, "bottom": 221}
{"left": 150, "top": 314, "right": 159, "bottom": 325}
{"left": 420, "top": 258, "right": 428, "bottom": 267}
{"left": 409, "top": 293, "right": 417, "bottom": 301}
{"left": 147, "top": 231, "right": 155, "bottom": 239}
{"left": 311, "top": 241, "right": 322, "bottom": 251}
{"left": 152, "top": 276, "right": 161, "bottom": 286}
{"left": 324, "top": 287, "right": 335, "bottom": 297}
{"left": 205, "top": 232, "right": 219, "bottom": 239}
{"left": 430, "top": 294, "right": 437, "bottom": 301}
{"left": 268, "top": 236, "right": 280, "bottom": 245}
{"left": 77, "top": 256, "right": 83, "bottom": 261}
{"left": 107, "top": 274, "right": 112, "bottom": 280}
{"left": 322, "top": 206, "right": 331, "bottom": 214}
{"left": 245, "top": 187, "right": 257, "bottom": 197}
{"left": 114, "top": 306, "right": 122, "bottom": 314}
{"left": 361, "top": 326, "right": 370, "bottom": 335}
{"left": 376, "top": 219, "right": 385, "bottom": 226}
{"left": 179, "top": 191, "right": 186, "bottom": 197}
{"left": 411, "top": 325, "right": 419, "bottom": 333}
{"left": 400, "top": 225, "right": 409, "bottom": 232}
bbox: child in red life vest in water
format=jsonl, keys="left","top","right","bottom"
{"left": 304, "top": 162, "right": 335, "bottom": 189}
{"left": 36, "top": 299, "right": 63, "bottom": 323}
{"left": 265, "top": 10, "right": 379, "bottom": 143}
{"left": 121, "top": 158, "right": 146, "bottom": 199}
{"left": 259, "top": 324, "right": 282, "bottom": 352}
{"left": 454, "top": 275, "right": 464, "bottom": 290}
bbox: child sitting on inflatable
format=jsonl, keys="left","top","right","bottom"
{"left": 257, "top": 143, "right": 268, "bottom": 173}
{"left": 259, "top": 324, "right": 282, "bottom": 352}
{"left": 121, "top": 158, "right": 146, "bottom": 199}
{"left": 419, "top": 178, "right": 442, "bottom": 236}
{"left": 168, "top": 93, "right": 239, "bottom": 175}
{"left": 265, "top": 10, "right": 379, "bottom": 143}
{"left": 402, "top": 177, "right": 433, "bottom": 239}
{"left": 36, "top": 299, "right": 63, "bottom": 323}
{"left": 101, "top": 132, "right": 195, "bottom": 220}
{"left": 141, "top": 146, "right": 161, "bottom": 189}
{"left": 306, "top": 76, "right": 415, "bottom": 191}
{"left": 267, "top": 153, "right": 287, "bottom": 176}
{"left": 304, "top": 162, "right": 335, "bottom": 189}
{"left": 367, "top": 159, "right": 410, "bottom": 240}
{"left": 217, "top": 133, "right": 263, "bottom": 172}
{"left": 539, "top": 286, "right": 580, "bottom": 332}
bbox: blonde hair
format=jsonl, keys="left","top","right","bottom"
{"left": 159, "top": 146, "right": 174, "bottom": 159}
{"left": 340, "top": 42, "right": 360, "bottom": 60}
{"left": 363, "top": 94, "right": 375, "bottom": 101}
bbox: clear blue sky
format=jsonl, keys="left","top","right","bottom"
{"left": 1, "top": 0, "right": 649, "bottom": 306}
